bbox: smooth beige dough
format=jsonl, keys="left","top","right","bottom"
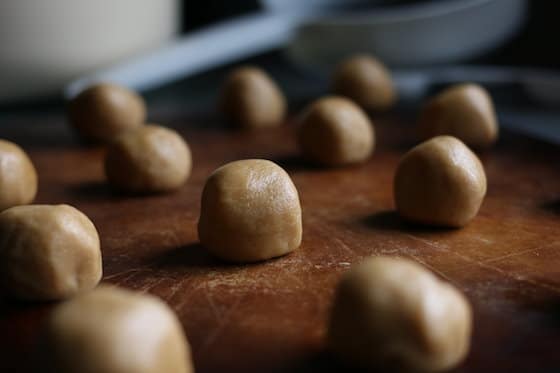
{"left": 328, "top": 256, "right": 472, "bottom": 372}
{"left": 104, "top": 125, "right": 192, "bottom": 194}
{"left": 198, "top": 159, "right": 302, "bottom": 262}
{"left": 418, "top": 83, "right": 498, "bottom": 148}
{"left": 394, "top": 135, "right": 487, "bottom": 227}
{"left": 298, "top": 96, "right": 375, "bottom": 167}
{"left": 332, "top": 54, "right": 397, "bottom": 111}
{"left": 220, "top": 66, "right": 286, "bottom": 129}
{"left": 67, "top": 83, "right": 146, "bottom": 143}
{"left": 40, "top": 285, "right": 193, "bottom": 373}
{"left": 0, "top": 139, "right": 38, "bottom": 211}
{"left": 0, "top": 204, "right": 102, "bottom": 301}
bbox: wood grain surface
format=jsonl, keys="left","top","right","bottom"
{"left": 1, "top": 113, "right": 560, "bottom": 372}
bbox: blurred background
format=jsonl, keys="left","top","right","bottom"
{"left": 184, "top": 0, "right": 558, "bottom": 67}
{"left": 0, "top": 0, "right": 558, "bottom": 139}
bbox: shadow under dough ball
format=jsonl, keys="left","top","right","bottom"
{"left": 198, "top": 159, "right": 302, "bottom": 263}
{"left": 104, "top": 125, "right": 192, "bottom": 194}
{"left": 220, "top": 66, "right": 286, "bottom": 129}
{"left": 0, "top": 204, "right": 102, "bottom": 301}
{"left": 67, "top": 83, "right": 146, "bottom": 143}
{"left": 394, "top": 135, "right": 487, "bottom": 227}
{"left": 328, "top": 256, "right": 472, "bottom": 372}
{"left": 0, "top": 139, "right": 37, "bottom": 211}
{"left": 40, "top": 286, "right": 193, "bottom": 373}
{"left": 332, "top": 54, "right": 397, "bottom": 111}
{"left": 418, "top": 83, "right": 498, "bottom": 148}
{"left": 298, "top": 96, "right": 375, "bottom": 167}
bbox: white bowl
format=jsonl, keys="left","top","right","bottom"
{"left": 0, "top": 0, "right": 180, "bottom": 102}
{"left": 287, "top": 0, "right": 527, "bottom": 70}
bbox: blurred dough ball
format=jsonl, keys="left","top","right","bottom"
{"left": 333, "top": 54, "right": 397, "bottom": 111}
{"left": 394, "top": 135, "right": 487, "bottom": 227}
{"left": 104, "top": 125, "right": 192, "bottom": 194}
{"left": 328, "top": 256, "right": 472, "bottom": 372}
{"left": 68, "top": 83, "right": 146, "bottom": 143}
{"left": 198, "top": 159, "right": 302, "bottom": 262}
{"left": 419, "top": 83, "right": 498, "bottom": 148}
{"left": 41, "top": 285, "right": 193, "bottom": 373}
{"left": 298, "top": 96, "right": 375, "bottom": 167}
{"left": 220, "top": 66, "right": 286, "bottom": 129}
{"left": 0, "top": 204, "right": 102, "bottom": 301}
{"left": 0, "top": 139, "right": 37, "bottom": 211}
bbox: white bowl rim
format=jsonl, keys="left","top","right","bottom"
{"left": 302, "top": 0, "right": 505, "bottom": 26}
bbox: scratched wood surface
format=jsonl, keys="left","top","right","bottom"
{"left": 1, "top": 113, "right": 560, "bottom": 372}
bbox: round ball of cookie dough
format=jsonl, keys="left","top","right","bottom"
{"left": 0, "top": 139, "right": 38, "bottom": 211}
{"left": 0, "top": 204, "right": 102, "bottom": 301}
{"left": 394, "top": 135, "right": 487, "bottom": 227}
{"left": 68, "top": 83, "right": 146, "bottom": 142}
{"left": 40, "top": 286, "right": 193, "bottom": 373}
{"left": 298, "top": 96, "right": 375, "bottom": 167}
{"left": 198, "top": 159, "right": 302, "bottom": 262}
{"left": 328, "top": 256, "right": 472, "bottom": 372}
{"left": 220, "top": 66, "right": 286, "bottom": 129}
{"left": 419, "top": 83, "right": 498, "bottom": 148}
{"left": 104, "top": 125, "right": 192, "bottom": 194}
{"left": 333, "top": 55, "right": 397, "bottom": 111}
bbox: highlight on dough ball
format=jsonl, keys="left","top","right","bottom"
{"left": 40, "top": 286, "right": 193, "bottom": 373}
{"left": 418, "top": 83, "right": 499, "bottom": 148}
{"left": 0, "top": 204, "right": 102, "bottom": 301}
{"left": 104, "top": 124, "right": 192, "bottom": 194}
{"left": 67, "top": 83, "right": 146, "bottom": 143}
{"left": 0, "top": 139, "right": 38, "bottom": 211}
{"left": 328, "top": 256, "right": 472, "bottom": 372}
{"left": 220, "top": 66, "right": 287, "bottom": 129}
{"left": 332, "top": 54, "right": 397, "bottom": 111}
{"left": 394, "top": 135, "right": 487, "bottom": 227}
{"left": 298, "top": 96, "right": 375, "bottom": 167}
{"left": 198, "top": 159, "right": 302, "bottom": 263}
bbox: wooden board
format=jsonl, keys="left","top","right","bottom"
{"left": 1, "top": 114, "right": 560, "bottom": 372}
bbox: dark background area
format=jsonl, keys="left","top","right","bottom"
{"left": 183, "top": 1, "right": 560, "bottom": 68}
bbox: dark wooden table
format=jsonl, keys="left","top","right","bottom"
{"left": 1, "top": 111, "right": 560, "bottom": 372}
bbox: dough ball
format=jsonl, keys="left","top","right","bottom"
{"left": 220, "top": 66, "right": 286, "bottom": 129}
{"left": 332, "top": 54, "right": 397, "bottom": 111}
{"left": 68, "top": 83, "right": 146, "bottom": 142}
{"left": 394, "top": 135, "right": 486, "bottom": 227}
{"left": 104, "top": 125, "right": 192, "bottom": 194}
{"left": 328, "top": 256, "right": 472, "bottom": 372}
{"left": 298, "top": 96, "right": 375, "bottom": 167}
{"left": 419, "top": 83, "right": 498, "bottom": 148}
{"left": 40, "top": 285, "right": 193, "bottom": 373}
{"left": 0, "top": 204, "right": 102, "bottom": 301}
{"left": 198, "top": 159, "right": 302, "bottom": 262}
{"left": 0, "top": 139, "right": 38, "bottom": 211}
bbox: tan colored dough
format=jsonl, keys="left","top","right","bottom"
{"left": 198, "top": 159, "right": 302, "bottom": 262}
{"left": 394, "top": 135, "right": 487, "bottom": 227}
{"left": 0, "top": 204, "right": 102, "bottom": 301}
{"left": 332, "top": 54, "right": 397, "bottom": 111}
{"left": 40, "top": 285, "right": 193, "bottom": 373}
{"left": 418, "top": 83, "right": 498, "bottom": 148}
{"left": 298, "top": 96, "right": 375, "bottom": 167}
{"left": 0, "top": 139, "right": 38, "bottom": 211}
{"left": 104, "top": 125, "right": 192, "bottom": 194}
{"left": 328, "top": 256, "right": 472, "bottom": 372}
{"left": 220, "top": 66, "right": 286, "bottom": 129}
{"left": 68, "top": 83, "right": 146, "bottom": 142}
